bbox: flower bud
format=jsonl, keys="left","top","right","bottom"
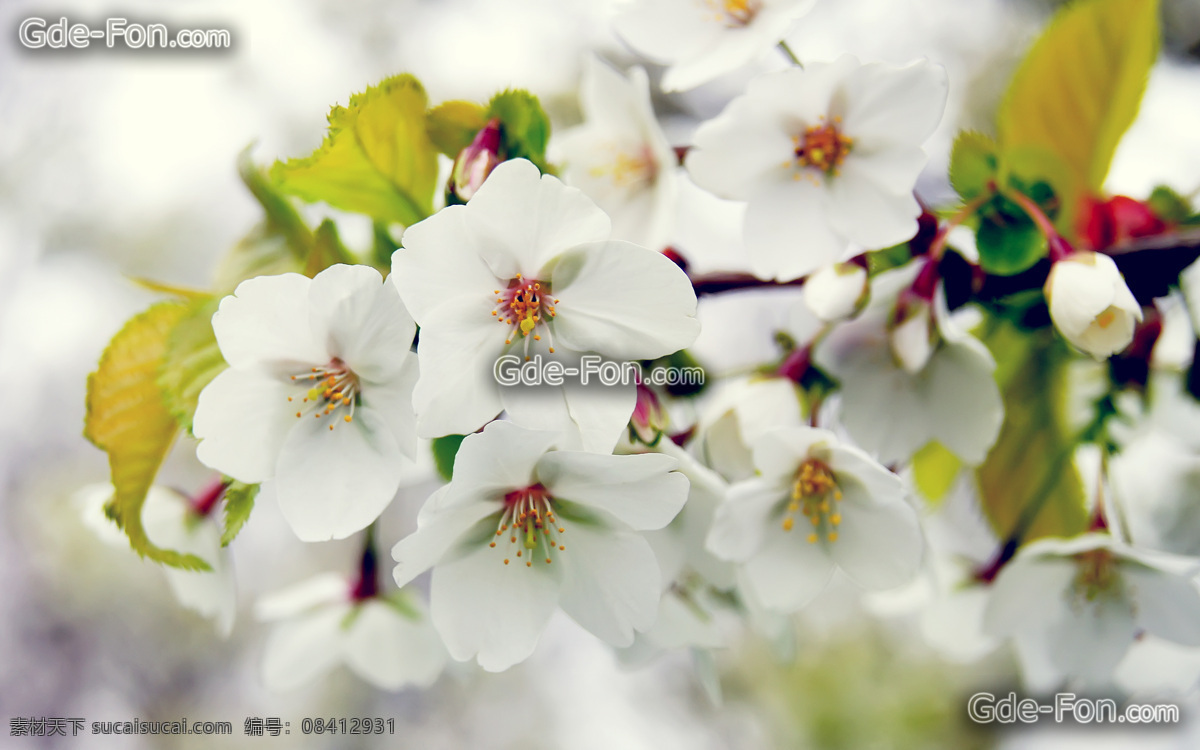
{"left": 804, "top": 262, "right": 868, "bottom": 321}
{"left": 629, "top": 381, "right": 669, "bottom": 446}
{"left": 1044, "top": 251, "right": 1142, "bottom": 358}
{"left": 889, "top": 298, "right": 935, "bottom": 374}
{"left": 447, "top": 118, "right": 503, "bottom": 205}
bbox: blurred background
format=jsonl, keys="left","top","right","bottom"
{"left": 2, "top": 0, "right": 1200, "bottom": 747}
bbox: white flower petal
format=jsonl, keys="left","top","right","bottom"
{"left": 261, "top": 605, "right": 348, "bottom": 691}
{"left": 410, "top": 296, "right": 507, "bottom": 438}
{"left": 741, "top": 525, "right": 836, "bottom": 612}
{"left": 826, "top": 165, "right": 922, "bottom": 250}
{"left": 211, "top": 273, "right": 325, "bottom": 370}
{"left": 361, "top": 353, "right": 419, "bottom": 460}
{"left": 612, "top": 0, "right": 721, "bottom": 67}
{"left": 1045, "top": 595, "right": 1136, "bottom": 684}
{"left": 744, "top": 178, "right": 846, "bottom": 280}
{"left": 343, "top": 599, "right": 446, "bottom": 690}
{"left": 465, "top": 159, "right": 611, "bottom": 280}
{"left": 563, "top": 379, "right": 640, "bottom": 454}
{"left": 275, "top": 407, "right": 403, "bottom": 542}
{"left": 393, "top": 205, "right": 500, "bottom": 323}
{"left": 307, "top": 265, "right": 416, "bottom": 384}
{"left": 535, "top": 451, "right": 687, "bottom": 531}
{"left": 827, "top": 478, "right": 923, "bottom": 590}
{"left": 840, "top": 58, "right": 948, "bottom": 147}
{"left": 393, "top": 490, "right": 499, "bottom": 588}
{"left": 1124, "top": 564, "right": 1200, "bottom": 647}
{"left": 550, "top": 240, "right": 699, "bottom": 360}
{"left": 194, "top": 368, "right": 298, "bottom": 484}
{"left": 706, "top": 477, "right": 785, "bottom": 563}
{"left": 256, "top": 573, "right": 349, "bottom": 621}
{"left": 753, "top": 427, "right": 839, "bottom": 481}
{"left": 557, "top": 523, "right": 662, "bottom": 647}
{"left": 984, "top": 556, "right": 1076, "bottom": 637}
{"left": 430, "top": 544, "right": 562, "bottom": 672}
{"left": 444, "top": 421, "right": 559, "bottom": 505}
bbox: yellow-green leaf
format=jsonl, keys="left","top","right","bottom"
{"left": 949, "top": 131, "right": 998, "bottom": 201}
{"left": 427, "top": 99, "right": 487, "bottom": 157}
{"left": 974, "top": 320, "right": 1089, "bottom": 543}
{"left": 272, "top": 74, "right": 438, "bottom": 226}
{"left": 85, "top": 302, "right": 210, "bottom": 571}
{"left": 158, "top": 296, "right": 227, "bottom": 436}
{"left": 911, "top": 441, "right": 963, "bottom": 505}
{"left": 998, "top": 0, "right": 1159, "bottom": 191}
{"left": 305, "top": 219, "right": 356, "bottom": 277}
{"left": 221, "top": 481, "right": 258, "bottom": 547}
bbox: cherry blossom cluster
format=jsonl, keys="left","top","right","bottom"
{"left": 81, "top": 0, "right": 1200, "bottom": 698}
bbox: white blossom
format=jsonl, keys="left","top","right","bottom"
{"left": 1045, "top": 251, "right": 1142, "bottom": 358}
{"left": 707, "top": 426, "right": 923, "bottom": 612}
{"left": 391, "top": 420, "right": 689, "bottom": 671}
{"left": 392, "top": 158, "right": 699, "bottom": 453}
{"left": 193, "top": 264, "right": 419, "bottom": 542}
{"left": 686, "top": 56, "right": 948, "bottom": 280}
{"left": 613, "top": 0, "right": 817, "bottom": 92}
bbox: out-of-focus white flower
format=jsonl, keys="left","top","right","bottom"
{"left": 984, "top": 533, "right": 1200, "bottom": 690}
{"left": 617, "top": 581, "right": 728, "bottom": 667}
{"left": 391, "top": 420, "right": 688, "bottom": 671}
{"left": 553, "top": 57, "right": 678, "bottom": 251}
{"left": 815, "top": 263, "right": 1003, "bottom": 466}
{"left": 613, "top": 0, "right": 817, "bottom": 92}
{"left": 694, "top": 376, "right": 803, "bottom": 482}
{"left": 706, "top": 426, "right": 923, "bottom": 613}
{"left": 77, "top": 483, "right": 236, "bottom": 637}
{"left": 804, "top": 261, "right": 868, "bottom": 321}
{"left": 256, "top": 573, "right": 445, "bottom": 692}
{"left": 193, "top": 264, "right": 419, "bottom": 542}
{"left": 392, "top": 158, "right": 699, "bottom": 454}
{"left": 686, "top": 56, "right": 948, "bottom": 281}
{"left": 1044, "top": 251, "right": 1142, "bottom": 358}
{"left": 1178, "top": 255, "right": 1200, "bottom": 335}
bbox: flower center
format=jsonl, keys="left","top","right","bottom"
{"left": 792, "top": 118, "right": 854, "bottom": 178}
{"left": 706, "top": 0, "right": 760, "bottom": 27}
{"left": 1095, "top": 308, "right": 1117, "bottom": 329}
{"left": 492, "top": 274, "right": 559, "bottom": 359}
{"left": 1070, "top": 548, "right": 1123, "bottom": 606}
{"left": 489, "top": 484, "right": 567, "bottom": 567}
{"left": 287, "top": 357, "right": 360, "bottom": 431}
{"left": 781, "top": 458, "right": 843, "bottom": 543}
{"left": 589, "top": 145, "right": 658, "bottom": 189}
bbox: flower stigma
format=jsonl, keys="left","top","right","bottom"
{"left": 782, "top": 458, "right": 842, "bottom": 543}
{"left": 790, "top": 117, "right": 853, "bottom": 181}
{"left": 492, "top": 274, "right": 559, "bottom": 360}
{"left": 287, "top": 357, "right": 360, "bottom": 431}
{"left": 490, "top": 483, "right": 567, "bottom": 568}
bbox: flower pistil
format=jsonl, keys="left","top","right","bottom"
{"left": 490, "top": 483, "right": 568, "bottom": 568}
{"left": 288, "top": 358, "right": 361, "bottom": 431}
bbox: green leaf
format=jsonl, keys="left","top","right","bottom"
{"left": 84, "top": 303, "right": 211, "bottom": 571}
{"left": 911, "top": 441, "right": 963, "bottom": 505}
{"left": 975, "top": 206, "right": 1047, "bottom": 276}
{"left": 949, "top": 131, "right": 999, "bottom": 201}
{"left": 215, "top": 150, "right": 314, "bottom": 292}
{"left": 1147, "top": 185, "right": 1193, "bottom": 224}
{"left": 432, "top": 434, "right": 467, "bottom": 481}
{"left": 998, "top": 0, "right": 1160, "bottom": 191}
{"left": 220, "top": 481, "right": 258, "bottom": 547}
{"left": 486, "top": 89, "right": 551, "bottom": 172}
{"left": 427, "top": 100, "right": 487, "bottom": 158}
{"left": 238, "top": 146, "right": 313, "bottom": 257}
{"left": 272, "top": 74, "right": 439, "bottom": 226}
{"left": 974, "top": 319, "right": 1088, "bottom": 543}
{"left": 158, "top": 296, "right": 227, "bottom": 435}
{"left": 306, "top": 219, "right": 356, "bottom": 277}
